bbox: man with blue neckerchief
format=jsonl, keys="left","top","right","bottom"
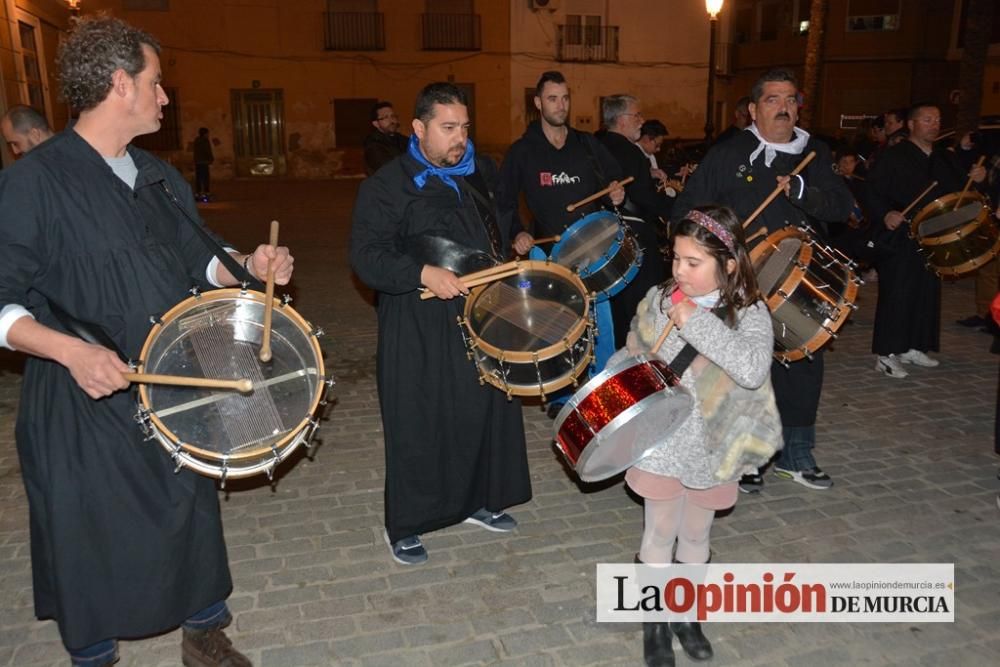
{"left": 351, "top": 83, "right": 532, "bottom": 566}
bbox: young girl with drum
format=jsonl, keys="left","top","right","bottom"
{"left": 611, "top": 205, "right": 782, "bottom": 666}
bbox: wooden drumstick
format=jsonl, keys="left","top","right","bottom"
{"left": 533, "top": 235, "right": 561, "bottom": 245}
{"left": 900, "top": 181, "right": 938, "bottom": 218}
{"left": 745, "top": 227, "right": 769, "bottom": 245}
{"left": 124, "top": 373, "right": 253, "bottom": 393}
{"left": 953, "top": 156, "right": 985, "bottom": 211}
{"left": 566, "top": 176, "right": 635, "bottom": 212}
{"left": 742, "top": 151, "right": 817, "bottom": 229}
{"left": 420, "top": 266, "right": 523, "bottom": 300}
{"left": 259, "top": 220, "right": 279, "bottom": 363}
{"left": 650, "top": 320, "right": 676, "bottom": 356}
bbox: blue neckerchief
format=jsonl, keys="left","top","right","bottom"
{"left": 407, "top": 134, "right": 475, "bottom": 199}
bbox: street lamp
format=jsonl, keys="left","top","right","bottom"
{"left": 66, "top": 0, "right": 81, "bottom": 15}
{"left": 704, "top": 0, "right": 724, "bottom": 141}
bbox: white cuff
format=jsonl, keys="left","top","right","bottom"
{"left": 206, "top": 247, "right": 238, "bottom": 287}
{"left": 0, "top": 304, "right": 35, "bottom": 350}
{"left": 794, "top": 174, "right": 805, "bottom": 199}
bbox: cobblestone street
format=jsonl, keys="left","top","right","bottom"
{"left": 1, "top": 179, "right": 998, "bottom": 666}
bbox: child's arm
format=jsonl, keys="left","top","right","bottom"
{"left": 676, "top": 301, "right": 773, "bottom": 389}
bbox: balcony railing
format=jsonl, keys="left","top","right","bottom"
{"left": 556, "top": 25, "right": 619, "bottom": 63}
{"left": 421, "top": 13, "right": 481, "bottom": 51}
{"left": 324, "top": 12, "right": 385, "bottom": 50}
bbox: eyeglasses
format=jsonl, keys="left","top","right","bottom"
{"left": 621, "top": 112, "right": 644, "bottom": 119}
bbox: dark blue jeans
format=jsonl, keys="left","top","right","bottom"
{"left": 776, "top": 425, "right": 817, "bottom": 472}
{"left": 68, "top": 600, "right": 230, "bottom": 667}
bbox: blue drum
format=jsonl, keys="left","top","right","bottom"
{"left": 550, "top": 210, "right": 642, "bottom": 302}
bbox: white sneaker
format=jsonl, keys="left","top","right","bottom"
{"left": 874, "top": 355, "right": 908, "bottom": 378}
{"left": 896, "top": 349, "right": 939, "bottom": 367}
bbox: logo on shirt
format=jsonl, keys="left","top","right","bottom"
{"left": 540, "top": 171, "right": 581, "bottom": 186}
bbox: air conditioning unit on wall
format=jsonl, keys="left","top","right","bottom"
{"left": 530, "top": 0, "right": 560, "bottom": 12}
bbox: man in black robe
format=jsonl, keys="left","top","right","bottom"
{"left": 363, "top": 101, "right": 409, "bottom": 175}
{"left": 350, "top": 83, "right": 531, "bottom": 566}
{"left": 674, "top": 69, "right": 854, "bottom": 493}
{"left": 865, "top": 103, "right": 986, "bottom": 378}
{"left": 0, "top": 16, "right": 293, "bottom": 667}
{"left": 599, "top": 94, "right": 672, "bottom": 348}
{"left": 497, "top": 70, "right": 624, "bottom": 416}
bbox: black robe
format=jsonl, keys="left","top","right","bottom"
{"left": 598, "top": 131, "right": 671, "bottom": 347}
{"left": 0, "top": 131, "right": 232, "bottom": 649}
{"left": 674, "top": 130, "right": 854, "bottom": 426}
{"left": 864, "top": 141, "right": 973, "bottom": 355}
{"left": 349, "top": 153, "right": 532, "bottom": 543}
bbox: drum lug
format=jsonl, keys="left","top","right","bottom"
{"left": 319, "top": 376, "right": 336, "bottom": 406}
{"left": 148, "top": 314, "right": 163, "bottom": 326}
{"left": 802, "top": 348, "right": 814, "bottom": 361}
{"left": 170, "top": 440, "right": 186, "bottom": 473}
{"left": 239, "top": 281, "right": 251, "bottom": 293}
{"left": 219, "top": 456, "right": 229, "bottom": 490}
{"left": 303, "top": 417, "right": 320, "bottom": 446}
{"left": 311, "top": 325, "right": 325, "bottom": 338}
{"left": 189, "top": 286, "right": 201, "bottom": 298}
{"left": 133, "top": 405, "right": 154, "bottom": 439}
{"left": 532, "top": 351, "right": 545, "bottom": 400}
{"left": 266, "top": 445, "right": 281, "bottom": 481}
{"left": 282, "top": 294, "right": 293, "bottom": 306}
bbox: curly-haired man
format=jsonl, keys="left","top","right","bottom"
{"left": 0, "top": 15, "right": 294, "bottom": 667}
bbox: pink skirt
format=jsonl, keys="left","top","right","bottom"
{"left": 626, "top": 467, "right": 738, "bottom": 511}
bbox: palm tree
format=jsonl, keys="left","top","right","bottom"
{"left": 955, "top": 0, "right": 995, "bottom": 143}
{"left": 799, "top": 0, "right": 829, "bottom": 129}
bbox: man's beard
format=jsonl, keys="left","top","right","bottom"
{"left": 542, "top": 111, "right": 567, "bottom": 127}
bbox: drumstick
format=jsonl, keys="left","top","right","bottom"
{"left": 650, "top": 320, "right": 676, "bottom": 356}
{"left": 953, "top": 156, "right": 985, "bottom": 211}
{"left": 745, "top": 227, "right": 768, "bottom": 245}
{"left": 259, "top": 220, "right": 279, "bottom": 363}
{"left": 124, "top": 373, "right": 253, "bottom": 393}
{"left": 419, "top": 260, "right": 520, "bottom": 301}
{"left": 419, "top": 265, "right": 523, "bottom": 300}
{"left": 566, "top": 176, "right": 635, "bottom": 212}
{"left": 742, "top": 151, "right": 817, "bottom": 229}
{"left": 533, "top": 235, "right": 561, "bottom": 245}
{"left": 900, "top": 181, "right": 938, "bottom": 218}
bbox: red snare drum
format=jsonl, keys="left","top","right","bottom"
{"left": 553, "top": 354, "right": 694, "bottom": 482}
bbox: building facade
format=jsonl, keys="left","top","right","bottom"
{"left": 0, "top": 0, "right": 71, "bottom": 168}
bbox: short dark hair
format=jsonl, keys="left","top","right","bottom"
{"left": 640, "top": 119, "right": 668, "bottom": 139}
{"left": 198, "top": 127, "right": 209, "bottom": 136}
{"left": 750, "top": 68, "right": 798, "bottom": 104}
{"left": 57, "top": 14, "right": 160, "bottom": 112}
{"left": 535, "top": 71, "right": 567, "bottom": 97}
{"left": 413, "top": 83, "right": 467, "bottom": 124}
{"left": 3, "top": 104, "right": 50, "bottom": 134}
{"left": 370, "top": 101, "right": 394, "bottom": 122}
{"left": 735, "top": 96, "right": 751, "bottom": 111}
{"left": 907, "top": 102, "right": 939, "bottom": 121}
{"left": 886, "top": 107, "right": 907, "bottom": 123}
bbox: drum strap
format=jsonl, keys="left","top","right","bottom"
{"left": 458, "top": 168, "right": 504, "bottom": 261}
{"left": 158, "top": 182, "right": 265, "bottom": 291}
{"left": 666, "top": 308, "right": 728, "bottom": 377}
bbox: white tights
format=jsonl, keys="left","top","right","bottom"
{"left": 638, "top": 494, "right": 716, "bottom": 565}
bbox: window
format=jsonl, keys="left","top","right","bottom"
{"left": 735, "top": 6, "right": 754, "bottom": 43}
{"left": 422, "top": 0, "right": 480, "bottom": 50}
{"left": 846, "top": 0, "right": 900, "bottom": 32}
{"left": 795, "top": 0, "right": 811, "bottom": 35}
{"left": 132, "top": 87, "right": 181, "bottom": 152}
{"left": 334, "top": 98, "right": 378, "bottom": 148}
{"left": 325, "top": 0, "right": 384, "bottom": 50}
{"left": 17, "top": 20, "right": 46, "bottom": 116}
{"left": 759, "top": 2, "right": 780, "bottom": 41}
{"left": 565, "top": 14, "right": 603, "bottom": 46}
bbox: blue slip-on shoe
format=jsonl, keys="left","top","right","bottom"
{"left": 464, "top": 508, "right": 518, "bottom": 532}
{"left": 384, "top": 530, "right": 428, "bottom": 565}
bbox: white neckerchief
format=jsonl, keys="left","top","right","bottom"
{"left": 691, "top": 290, "right": 721, "bottom": 309}
{"left": 748, "top": 123, "right": 810, "bottom": 168}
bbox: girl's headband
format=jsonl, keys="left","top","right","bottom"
{"left": 685, "top": 209, "right": 737, "bottom": 256}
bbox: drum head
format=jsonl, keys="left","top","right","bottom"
{"left": 141, "top": 291, "right": 322, "bottom": 463}
{"left": 754, "top": 236, "right": 802, "bottom": 297}
{"left": 917, "top": 201, "right": 984, "bottom": 238}
{"left": 467, "top": 267, "right": 587, "bottom": 355}
{"left": 576, "top": 386, "right": 693, "bottom": 482}
{"left": 551, "top": 211, "right": 622, "bottom": 270}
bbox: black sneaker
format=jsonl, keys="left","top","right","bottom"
{"left": 738, "top": 473, "right": 763, "bottom": 493}
{"left": 956, "top": 315, "right": 988, "bottom": 329}
{"left": 773, "top": 466, "right": 833, "bottom": 489}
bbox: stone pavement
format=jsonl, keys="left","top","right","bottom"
{"left": 1, "top": 179, "right": 998, "bottom": 667}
